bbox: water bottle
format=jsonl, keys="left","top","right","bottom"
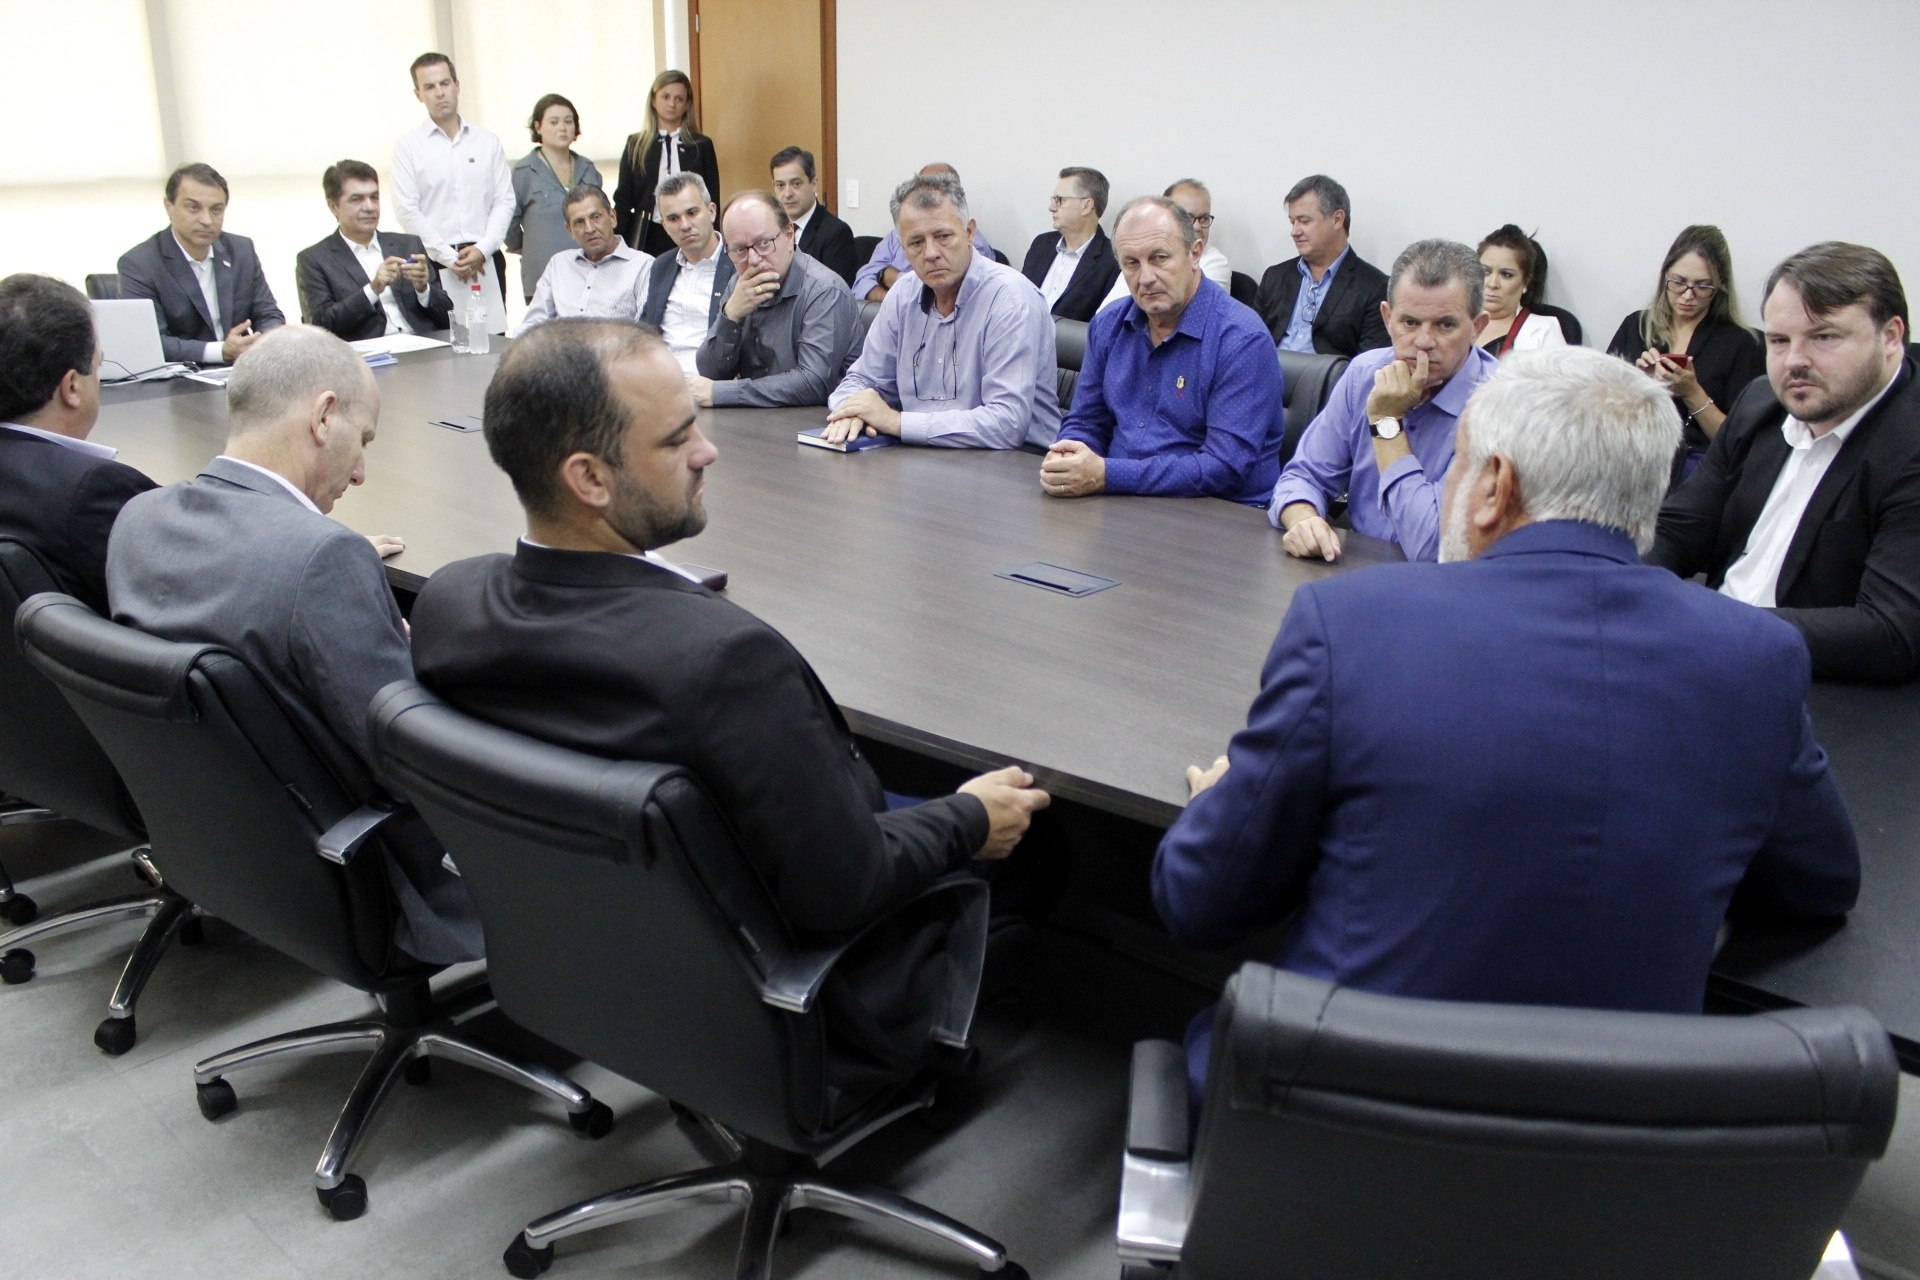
{"left": 450, "top": 282, "right": 471, "bottom": 353}
{"left": 464, "top": 281, "right": 489, "bottom": 356}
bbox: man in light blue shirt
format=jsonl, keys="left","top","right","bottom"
{"left": 826, "top": 172, "right": 1058, "bottom": 450}
{"left": 1269, "top": 239, "right": 1494, "bottom": 562}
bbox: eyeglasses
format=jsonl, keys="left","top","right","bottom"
{"left": 1190, "top": 214, "right": 1215, "bottom": 228}
{"left": 1665, "top": 276, "right": 1718, "bottom": 298}
{"left": 1047, "top": 193, "right": 1089, "bottom": 209}
{"left": 725, "top": 232, "right": 784, "bottom": 263}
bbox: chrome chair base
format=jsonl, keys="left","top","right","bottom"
{"left": 192, "top": 982, "right": 612, "bottom": 1220}
{"left": 508, "top": 1121, "right": 1015, "bottom": 1280}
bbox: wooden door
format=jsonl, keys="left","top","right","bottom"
{"left": 688, "top": 0, "right": 837, "bottom": 208}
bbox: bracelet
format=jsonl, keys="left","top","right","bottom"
{"left": 1684, "top": 403, "right": 1711, "bottom": 425}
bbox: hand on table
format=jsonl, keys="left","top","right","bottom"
{"left": 367, "top": 534, "right": 406, "bottom": 559}
{"left": 1279, "top": 504, "right": 1343, "bottom": 561}
{"left": 1039, "top": 440, "right": 1106, "bottom": 497}
{"left": 688, "top": 375, "right": 715, "bottom": 408}
{"left": 1185, "top": 755, "right": 1230, "bottom": 799}
{"left": 958, "top": 766, "right": 1052, "bottom": 861}
{"left": 823, "top": 390, "right": 902, "bottom": 445}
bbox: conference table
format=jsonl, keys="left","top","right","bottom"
{"left": 93, "top": 344, "right": 1920, "bottom": 1068}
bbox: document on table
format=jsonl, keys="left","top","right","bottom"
{"left": 350, "top": 333, "right": 450, "bottom": 356}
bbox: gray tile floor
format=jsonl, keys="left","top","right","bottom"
{"left": 6, "top": 820, "right": 1920, "bottom": 1280}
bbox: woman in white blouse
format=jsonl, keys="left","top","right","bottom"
{"left": 1477, "top": 225, "right": 1569, "bottom": 356}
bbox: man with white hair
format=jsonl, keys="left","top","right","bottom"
{"left": 108, "top": 325, "right": 480, "bottom": 963}
{"left": 1152, "top": 346, "right": 1861, "bottom": 1102}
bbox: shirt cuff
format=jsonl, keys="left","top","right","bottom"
{"left": 202, "top": 341, "right": 225, "bottom": 365}
{"left": 363, "top": 284, "right": 380, "bottom": 307}
{"left": 710, "top": 380, "right": 742, "bottom": 407}
{"left": 1103, "top": 456, "right": 1142, "bottom": 494}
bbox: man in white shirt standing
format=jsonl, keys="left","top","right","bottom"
{"left": 513, "top": 187, "right": 651, "bottom": 337}
{"left": 637, "top": 173, "right": 734, "bottom": 374}
{"left": 391, "top": 52, "right": 512, "bottom": 334}
{"left": 1650, "top": 241, "right": 1920, "bottom": 682}
{"left": 296, "top": 159, "right": 452, "bottom": 342}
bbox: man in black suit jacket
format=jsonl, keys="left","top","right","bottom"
{"left": 1253, "top": 173, "right": 1389, "bottom": 357}
{"left": 1650, "top": 242, "right": 1920, "bottom": 683}
{"left": 295, "top": 159, "right": 452, "bottom": 341}
{"left": 410, "top": 318, "right": 1048, "bottom": 1080}
{"left": 771, "top": 145, "right": 857, "bottom": 286}
{"left": 0, "top": 275, "right": 155, "bottom": 613}
{"left": 1020, "top": 166, "right": 1120, "bottom": 323}
{"left": 117, "top": 163, "right": 284, "bottom": 366}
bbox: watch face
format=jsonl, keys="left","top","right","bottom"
{"left": 1372, "top": 417, "right": 1402, "bottom": 440}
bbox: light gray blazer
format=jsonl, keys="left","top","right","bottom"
{"left": 506, "top": 149, "right": 604, "bottom": 301}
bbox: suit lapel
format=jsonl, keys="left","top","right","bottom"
{"left": 1722, "top": 411, "right": 1793, "bottom": 560}
{"left": 1317, "top": 257, "right": 1358, "bottom": 331}
{"left": 1775, "top": 366, "right": 1911, "bottom": 595}
{"left": 212, "top": 236, "right": 238, "bottom": 334}
{"left": 709, "top": 254, "right": 735, "bottom": 325}
{"left": 160, "top": 233, "right": 216, "bottom": 336}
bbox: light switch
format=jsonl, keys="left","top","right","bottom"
{"left": 846, "top": 179, "right": 859, "bottom": 209}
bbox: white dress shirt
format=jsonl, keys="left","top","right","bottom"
{"left": 659, "top": 128, "right": 683, "bottom": 178}
{"left": 2, "top": 421, "right": 118, "bottom": 460}
{"left": 341, "top": 232, "right": 428, "bottom": 336}
{"left": 391, "top": 119, "right": 515, "bottom": 268}
{"left": 791, "top": 203, "right": 817, "bottom": 246}
{"left": 1038, "top": 233, "right": 1091, "bottom": 310}
{"left": 1720, "top": 379, "right": 1894, "bottom": 607}
{"left": 215, "top": 455, "right": 321, "bottom": 515}
{"left": 511, "top": 244, "right": 653, "bottom": 337}
{"left": 663, "top": 242, "right": 722, "bottom": 373}
{"left": 174, "top": 232, "right": 226, "bottom": 365}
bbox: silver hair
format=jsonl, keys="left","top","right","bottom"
{"left": 1114, "top": 196, "right": 1196, "bottom": 250}
{"left": 654, "top": 171, "right": 710, "bottom": 203}
{"left": 226, "top": 325, "right": 368, "bottom": 433}
{"left": 889, "top": 171, "right": 969, "bottom": 225}
{"left": 1389, "top": 239, "right": 1485, "bottom": 316}
{"left": 1454, "top": 347, "right": 1681, "bottom": 555}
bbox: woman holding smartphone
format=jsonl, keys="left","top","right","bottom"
{"left": 613, "top": 70, "right": 721, "bottom": 256}
{"left": 1607, "top": 225, "right": 1764, "bottom": 483}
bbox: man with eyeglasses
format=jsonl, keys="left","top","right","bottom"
{"left": 1019, "top": 167, "right": 1119, "bottom": 323}
{"left": 825, "top": 172, "right": 1058, "bottom": 449}
{"left": 1254, "top": 173, "right": 1390, "bottom": 357}
{"left": 638, "top": 173, "right": 734, "bottom": 374}
{"left": 689, "top": 191, "right": 858, "bottom": 408}
{"left": 511, "top": 186, "right": 652, "bottom": 338}
{"left": 1650, "top": 242, "right": 1920, "bottom": 682}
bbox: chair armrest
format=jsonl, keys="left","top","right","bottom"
{"left": 1118, "top": 1040, "right": 1191, "bottom": 1263}
{"left": 758, "top": 873, "right": 989, "bottom": 1053}
{"left": 316, "top": 804, "right": 400, "bottom": 866}
{"left": 1127, "top": 1039, "right": 1192, "bottom": 1159}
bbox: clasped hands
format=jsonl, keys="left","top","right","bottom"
{"left": 1038, "top": 439, "right": 1105, "bottom": 497}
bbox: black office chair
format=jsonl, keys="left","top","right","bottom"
{"left": 16, "top": 596, "right": 611, "bottom": 1220}
{"left": 992, "top": 248, "right": 1009, "bottom": 266}
{"left": 852, "top": 234, "right": 881, "bottom": 272}
{"left": 0, "top": 539, "right": 193, "bottom": 1054}
{"left": 852, "top": 298, "right": 882, "bottom": 358}
{"left": 1273, "top": 349, "right": 1349, "bottom": 467}
{"left": 1227, "top": 272, "right": 1257, "bottom": 308}
{"left": 84, "top": 273, "right": 122, "bottom": 301}
{"left": 370, "top": 681, "right": 1024, "bottom": 1280}
{"left": 1054, "top": 316, "right": 1089, "bottom": 415}
{"left": 1118, "top": 963, "right": 1893, "bottom": 1280}
{"left": 1532, "top": 300, "right": 1586, "bottom": 346}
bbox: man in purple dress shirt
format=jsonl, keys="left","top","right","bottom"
{"left": 1040, "top": 197, "right": 1283, "bottom": 504}
{"left": 1269, "top": 239, "right": 1495, "bottom": 561}
{"left": 825, "top": 172, "right": 1058, "bottom": 450}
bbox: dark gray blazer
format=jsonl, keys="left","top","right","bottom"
{"left": 0, "top": 426, "right": 155, "bottom": 613}
{"left": 106, "top": 457, "right": 478, "bottom": 962}
{"left": 295, "top": 230, "right": 452, "bottom": 341}
{"left": 639, "top": 248, "right": 735, "bottom": 329}
{"left": 117, "top": 230, "right": 285, "bottom": 364}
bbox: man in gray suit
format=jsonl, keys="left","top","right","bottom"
{"left": 296, "top": 159, "right": 451, "bottom": 341}
{"left": 106, "top": 326, "right": 479, "bottom": 963}
{"left": 117, "top": 163, "right": 285, "bottom": 366}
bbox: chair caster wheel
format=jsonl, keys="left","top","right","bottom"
{"left": 317, "top": 1173, "right": 367, "bottom": 1221}
{"left": 0, "top": 948, "right": 34, "bottom": 984}
{"left": 404, "top": 1056, "right": 432, "bottom": 1085}
{"left": 568, "top": 1099, "right": 614, "bottom": 1138}
{"left": 180, "top": 917, "right": 205, "bottom": 947}
{"left": 94, "top": 1014, "right": 137, "bottom": 1055}
{"left": 503, "top": 1231, "right": 554, "bottom": 1278}
{"left": 0, "top": 893, "right": 36, "bottom": 926}
{"left": 196, "top": 1077, "right": 238, "bottom": 1121}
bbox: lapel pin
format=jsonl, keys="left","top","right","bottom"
{"left": 1176, "top": 375, "right": 1186, "bottom": 392}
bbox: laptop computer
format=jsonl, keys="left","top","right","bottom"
{"left": 95, "top": 298, "right": 184, "bottom": 383}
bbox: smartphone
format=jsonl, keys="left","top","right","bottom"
{"left": 1659, "top": 352, "right": 1692, "bottom": 369}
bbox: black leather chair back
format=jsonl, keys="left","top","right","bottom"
{"left": 84, "top": 273, "right": 122, "bottom": 301}
{"left": 371, "top": 681, "right": 838, "bottom": 1147}
{"left": 852, "top": 299, "right": 881, "bottom": 358}
{"left": 851, "top": 235, "right": 881, "bottom": 271}
{"left": 1532, "top": 301, "right": 1585, "bottom": 346}
{"left": 1274, "top": 350, "right": 1349, "bottom": 467}
{"left": 1054, "top": 316, "right": 1088, "bottom": 413}
{"left": 1184, "top": 963, "right": 1896, "bottom": 1280}
{"left": 16, "top": 595, "right": 401, "bottom": 985}
{"left": 0, "top": 541, "right": 143, "bottom": 841}
{"left": 1227, "top": 271, "right": 1257, "bottom": 308}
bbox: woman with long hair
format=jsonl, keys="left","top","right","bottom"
{"left": 613, "top": 70, "right": 721, "bottom": 256}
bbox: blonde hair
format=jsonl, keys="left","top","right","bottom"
{"left": 626, "top": 70, "right": 706, "bottom": 175}
{"left": 1641, "top": 224, "right": 1745, "bottom": 350}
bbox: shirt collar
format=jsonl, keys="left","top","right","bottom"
{"left": 1782, "top": 372, "right": 1897, "bottom": 449}
{"left": 918, "top": 250, "right": 991, "bottom": 315}
{"left": 1427, "top": 345, "right": 1500, "bottom": 419}
{"left": 0, "top": 421, "right": 117, "bottom": 460}
{"left": 576, "top": 243, "right": 639, "bottom": 267}
{"left": 337, "top": 228, "right": 380, "bottom": 255}
{"left": 675, "top": 238, "right": 721, "bottom": 269}
{"left": 215, "top": 455, "right": 322, "bottom": 515}
{"left": 172, "top": 231, "right": 213, "bottom": 266}
{"left": 1297, "top": 246, "right": 1349, "bottom": 285}
{"left": 1119, "top": 274, "right": 1218, "bottom": 342}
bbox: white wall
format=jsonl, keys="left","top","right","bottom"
{"left": 834, "top": 0, "right": 1920, "bottom": 340}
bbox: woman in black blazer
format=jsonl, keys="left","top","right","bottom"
{"left": 613, "top": 69, "right": 722, "bottom": 257}
{"left": 1607, "top": 224, "right": 1764, "bottom": 485}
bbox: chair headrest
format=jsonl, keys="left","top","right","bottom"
{"left": 17, "top": 594, "right": 211, "bottom": 723}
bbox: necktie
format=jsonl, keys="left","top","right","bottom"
{"left": 660, "top": 134, "right": 675, "bottom": 177}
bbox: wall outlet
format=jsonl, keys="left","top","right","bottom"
{"left": 845, "top": 179, "right": 859, "bottom": 209}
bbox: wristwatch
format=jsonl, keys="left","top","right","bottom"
{"left": 1369, "top": 416, "right": 1403, "bottom": 440}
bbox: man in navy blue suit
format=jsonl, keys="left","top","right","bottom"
{"left": 1153, "top": 346, "right": 1861, "bottom": 1101}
